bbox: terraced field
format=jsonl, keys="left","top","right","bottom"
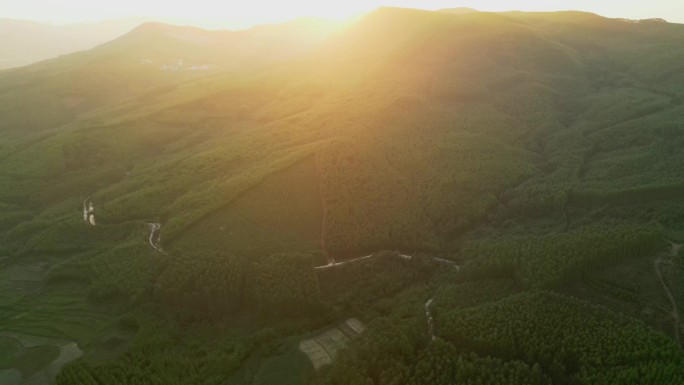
{"left": 0, "top": 259, "right": 129, "bottom": 385}
{"left": 0, "top": 332, "right": 81, "bottom": 385}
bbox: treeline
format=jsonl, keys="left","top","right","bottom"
{"left": 65, "top": 241, "right": 325, "bottom": 317}
{"left": 408, "top": 341, "right": 551, "bottom": 385}
{"left": 460, "top": 223, "right": 661, "bottom": 288}
{"left": 435, "top": 291, "right": 684, "bottom": 384}
{"left": 153, "top": 252, "right": 322, "bottom": 316}
{"left": 57, "top": 345, "right": 241, "bottom": 385}
{"left": 314, "top": 279, "right": 547, "bottom": 385}
{"left": 83, "top": 245, "right": 440, "bottom": 320}
{"left": 317, "top": 329, "right": 552, "bottom": 385}
{"left": 316, "top": 289, "right": 684, "bottom": 385}
{"left": 153, "top": 250, "right": 443, "bottom": 318}
{"left": 56, "top": 315, "right": 251, "bottom": 385}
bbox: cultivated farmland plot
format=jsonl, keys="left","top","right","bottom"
{"left": 298, "top": 318, "right": 365, "bottom": 369}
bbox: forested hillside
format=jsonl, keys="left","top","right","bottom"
{"left": 0, "top": 7, "right": 683, "bottom": 385}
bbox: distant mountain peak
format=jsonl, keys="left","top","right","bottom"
{"left": 127, "top": 21, "right": 204, "bottom": 35}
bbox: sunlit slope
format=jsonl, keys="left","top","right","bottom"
{"left": 166, "top": 8, "right": 583, "bottom": 256}
{"left": 2, "top": 7, "right": 684, "bottom": 265}
{"left": 0, "top": 18, "right": 338, "bottom": 135}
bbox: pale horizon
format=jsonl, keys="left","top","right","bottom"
{"left": 2, "top": 1, "right": 684, "bottom": 30}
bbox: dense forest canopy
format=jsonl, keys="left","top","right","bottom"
{"left": 0, "top": 6, "right": 683, "bottom": 385}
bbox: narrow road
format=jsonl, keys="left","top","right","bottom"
{"left": 315, "top": 252, "right": 454, "bottom": 342}
{"left": 148, "top": 223, "right": 168, "bottom": 255}
{"left": 656, "top": 241, "right": 682, "bottom": 348}
{"left": 425, "top": 298, "right": 435, "bottom": 340}
{"left": 314, "top": 253, "right": 459, "bottom": 270}
{"left": 80, "top": 199, "right": 168, "bottom": 255}
{"left": 315, "top": 253, "right": 377, "bottom": 270}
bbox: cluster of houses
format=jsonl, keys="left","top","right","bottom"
{"left": 140, "top": 58, "right": 218, "bottom": 71}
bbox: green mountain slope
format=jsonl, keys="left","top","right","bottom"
{"left": 1, "top": 7, "right": 684, "bottom": 385}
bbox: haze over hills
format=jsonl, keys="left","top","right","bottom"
{"left": 0, "top": 18, "right": 151, "bottom": 69}
{"left": 1, "top": 6, "right": 684, "bottom": 385}
{"left": 0, "top": 17, "right": 340, "bottom": 135}
{"left": 0, "top": 16, "right": 340, "bottom": 70}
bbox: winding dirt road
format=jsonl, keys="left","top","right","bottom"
{"left": 80, "top": 199, "right": 169, "bottom": 256}
{"left": 148, "top": 223, "right": 168, "bottom": 255}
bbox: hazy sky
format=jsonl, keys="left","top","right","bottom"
{"left": 3, "top": 0, "right": 684, "bottom": 28}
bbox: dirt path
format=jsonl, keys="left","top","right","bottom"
{"left": 425, "top": 298, "right": 435, "bottom": 340}
{"left": 315, "top": 253, "right": 377, "bottom": 270}
{"left": 656, "top": 241, "right": 681, "bottom": 348}
{"left": 148, "top": 223, "right": 167, "bottom": 255}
